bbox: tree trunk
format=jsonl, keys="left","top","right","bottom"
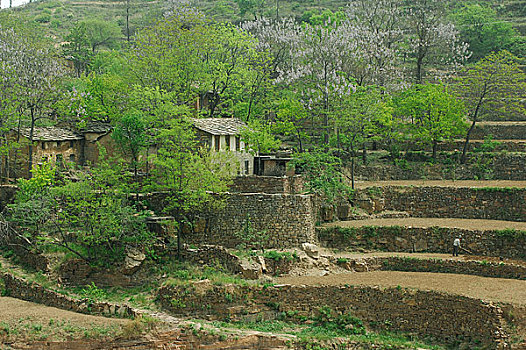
{"left": 432, "top": 139, "right": 437, "bottom": 159}
{"left": 362, "top": 142, "right": 367, "bottom": 164}
{"left": 461, "top": 119, "right": 477, "bottom": 164}
{"left": 351, "top": 156, "right": 355, "bottom": 190}
{"left": 28, "top": 108, "right": 35, "bottom": 178}
{"left": 126, "top": 0, "right": 130, "bottom": 43}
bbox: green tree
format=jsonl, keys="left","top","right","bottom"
{"left": 234, "top": 0, "right": 266, "bottom": 20}
{"left": 63, "top": 22, "right": 93, "bottom": 77}
{"left": 112, "top": 110, "right": 147, "bottom": 182}
{"left": 150, "top": 117, "right": 235, "bottom": 258}
{"left": 454, "top": 50, "right": 526, "bottom": 163}
{"left": 82, "top": 19, "right": 122, "bottom": 53}
{"left": 333, "top": 86, "right": 393, "bottom": 187}
{"left": 452, "top": 4, "right": 521, "bottom": 62}
{"left": 274, "top": 97, "right": 309, "bottom": 152}
{"left": 394, "top": 84, "right": 466, "bottom": 159}
{"left": 292, "top": 149, "right": 352, "bottom": 205}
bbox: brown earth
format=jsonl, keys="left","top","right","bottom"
{"left": 323, "top": 217, "right": 526, "bottom": 231}
{"left": 356, "top": 180, "right": 526, "bottom": 188}
{"left": 0, "top": 297, "right": 130, "bottom": 343}
{"left": 277, "top": 271, "right": 526, "bottom": 306}
{"left": 478, "top": 121, "right": 526, "bottom": 126}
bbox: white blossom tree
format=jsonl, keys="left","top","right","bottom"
{"left": 0, "top": 26, "right": 66, "bottom": 176}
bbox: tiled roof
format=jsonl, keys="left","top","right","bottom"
{"left": 81, "top": 122, "right": 113, "bottom": 134}
{"left": 193, "top": 118, "right": 247, "bottom": 135}
{"left": 19, "top": 127, "right": 83, "bottom": 141}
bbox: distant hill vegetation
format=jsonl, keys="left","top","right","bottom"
{"left": 4, "top": 0, "right": 526, "bottom": 49}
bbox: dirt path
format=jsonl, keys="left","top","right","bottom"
{"left": 323, "top": 217, "right": 526, "bottom": 231}
{"left": 277, "top": 271, "right": 526, "bottom": 305}
{"left": 356, "top": 180, "right": 526, "bottom": 188}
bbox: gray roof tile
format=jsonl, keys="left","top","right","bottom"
{"left": 193, "top": 118, "right": 247, "bottom": 135}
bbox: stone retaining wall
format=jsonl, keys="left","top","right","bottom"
{"left": 333, "top": 256, "right": 526, "bottom": 280}
{"left": 318, "top": 226, "right": 526, "bottom": 259}
{"left": 1, "top": 273, "right": 136, "bottom": 318}
{"left": 229, "top": 176, "right": 304, "bottom": 194}
{"left": 0, "top": 185, "right": 17, "bottom": 212}
{"left": 158, "top": 283, "right": 509, "bottom": 349}
{"left": 354, "top": 154, "right": 526, "bottom": 181}
{"left": 147, "top": 192, "right": 317, "bottom": 249}
{"left": 471, "top": 123, "right": 526, "bottom": 140}
{"left": 354, "top": 186, "right": 526, "bottom": 222}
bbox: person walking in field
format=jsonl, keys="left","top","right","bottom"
{"left": 453, "top": 236, "right": 461, "bottom": 257}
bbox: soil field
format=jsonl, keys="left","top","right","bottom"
{"left": 355, "top": 180, "right": 526, "bottom": 188}
{"left": 0, "top": 297, "right": 130, "bottom": 343}
{"left": 277, "top": 271, "right": 526, "bottom": 305}
{"left": 323, "top": 217, "right": 526, "bottom": 231}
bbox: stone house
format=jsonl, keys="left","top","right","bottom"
{"left": 193, "top": 118, "right": 255, "bottom": 175}
{"left": 4, "top": 123, "right": 114, "bottom": 178}
{"left": 80, "top": 122, "right": 114, "bottom": 165}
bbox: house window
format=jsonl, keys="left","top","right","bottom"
{"left": 70, "top": 140, "right": 74, "bottom": 148}
{"left": 235, "top": 136, "right": 240, "bottom": 151}
{"left": 41, "top": 142, "right": 46, "bottom": 149}
{"left": 225, "top": 135, "right": 230, "bottom": 151}
{"left": 214, "top": 135, "right": 220, "bottom": 151}
{"left": 69, "top": 154, "right": 76, "bottom": 163}
{"left": 244, "top": 160, "right": 249, "bottom": 175}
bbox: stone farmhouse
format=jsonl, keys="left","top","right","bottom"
{"left": 4, "top": 123, "right": 113, "bottom": 178}
{"left": 193, "top": 118, "right": 256, "bottom": 175}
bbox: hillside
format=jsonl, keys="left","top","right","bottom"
{"left": 4, "top": 0, "right": 525, "bottom": 44}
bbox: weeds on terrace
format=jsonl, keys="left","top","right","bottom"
{"left": 495, "top": 228, "right": 526, "bottom": 239}
{"left": 263, "top": 250, "right": 298, "bottom": 262}
{"left": 0, "top": 317, "right": 122, "bottom": 342}
{"left": 472, "top": 187, "right": 520, "bottom": 193}
{"left": 161, "top": 261, "right": 249, "bottom": 287}
{"left": 211, "top": 310, "right": 444, "bottom": 349}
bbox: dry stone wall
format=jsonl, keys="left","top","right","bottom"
{"left": 0, "top": 185, "right": 17, "bottom": 212}
{"left": 318, "top": 226, "right": 526, "bottom": 259}
{"left": 354, "top": 186, "right": 526, "bottom": 222}
{"left": 354, "top": 154, "right": 526, "bottom": 181}
{"left": 158, "top": 283, "right": 510, "bottom": 349}
{"left": 1, "top": 273, "right": 136, "bottom": 318}
{"left": 147, "top": 192, "right": 317, "bottom": 249}
{"left": 229, "top": 175, "right": 305, "bottom": 194}
{"left": 333, "top": 256, "right": 526, "bottom": 280}
{"left": 471, "top": 123, "right": 526, "bottom": 140}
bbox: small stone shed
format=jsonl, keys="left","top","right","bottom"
{"left": 193, "top": 118, "right": 255, "bottom": 175}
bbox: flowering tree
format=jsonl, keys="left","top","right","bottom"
{"left": 403, "top": 0, "right": 469, "bottom": 83}
{"left": 0, "top": 25, "right": 66, "bottom": 176}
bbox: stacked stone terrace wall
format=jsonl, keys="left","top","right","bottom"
{"left": 1, "top": 273, "right": 136, "bottom": 318}
{"left": 158, "top": 283, "right": 509, "bottom": 349}
{"left": 229, "top": 175, "right": 304, "bottom": 194}
{"left": 355, "top": 186, "right": 526, "bottom": 222}
{"left": 0, "top": 185, "right": 17, "bottom": 212}
{"left": 146, "top": 192, "right": 317, "bottom": 249}
{"left": 333, "top": 256, "right": 526, "bottom": 280}
{"left": 318, "top": 226, "right": 526, "bottom": 259}
{"left": 471, "top": 123, "right": 526, "bottom": 140}
{"left": 187, "top": 193, "right": 316, "bottom": 249}
{"left": 319, "top": 225, "right": 526, "bottom": 259}
{"left": 354, "top": 154, "right": 526, "bottom": 181}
